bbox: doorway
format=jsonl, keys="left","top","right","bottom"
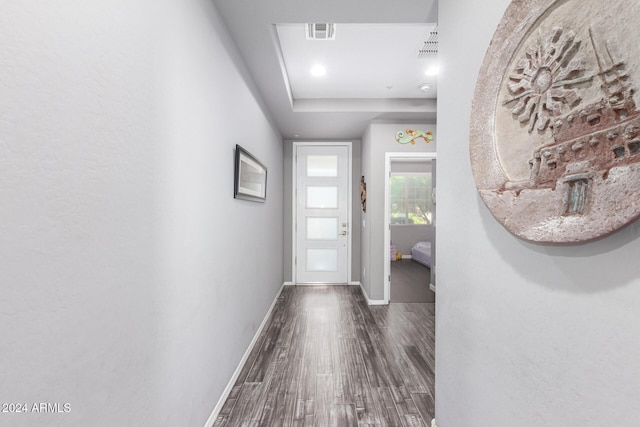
{"left": 293, "top": 143, "right": 352, "bottom": 284}
{"left": 384, "top": 152, "right": 436, "bottom": 302}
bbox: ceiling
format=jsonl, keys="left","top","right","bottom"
{"left": 213, "top": 0, "right": 439, "bottom": 140}
{"left": 276, "top": 23, "right": 438, "bottom": 99}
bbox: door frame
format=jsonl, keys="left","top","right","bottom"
{"left": 292, "top": 142, "right": 353, "bottom": 284}
{"left": 383, "top": 152, "right": 437, "bottom": 302}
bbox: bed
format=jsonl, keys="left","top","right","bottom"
{"left": 411, "top": 241, "right": 432, "bottom": 268}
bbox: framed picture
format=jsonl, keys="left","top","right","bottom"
{"left": 234, "top": 144, "right": 267, "bottom": 202}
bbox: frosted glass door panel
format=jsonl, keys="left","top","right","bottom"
{"left": 307, "top": 155, "right": 338, "bottom": 177}
{"left": 295, "top": 144, "right": 349, "bottom": 283}
{"left": 306, "top": 217, "right": 338, "bottom": 240}
{"left": 306, "top": 186, "right": 338, "bottom": 208}
{"left": 306, "top": 249, "right": 338, "bottom": 272}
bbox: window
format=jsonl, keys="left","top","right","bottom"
{"left": 390, "top": 173, "right": 433, "bottom": 225}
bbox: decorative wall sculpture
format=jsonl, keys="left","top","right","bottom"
{"left": 470, "top": 0, "right": 640, "bottom": 243}
{"left": 395, "top": 129, "right": 434, "bottom": 145}
{"left": 360, "top": 176, "right": 367, "bottom": 213}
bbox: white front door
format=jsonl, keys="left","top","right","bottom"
{"left": 295, "top": 144, "right": 350, "bottom": 284}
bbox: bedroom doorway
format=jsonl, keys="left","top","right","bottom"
{"left": 384, "top": 152, "right": 436, "bottom": 303}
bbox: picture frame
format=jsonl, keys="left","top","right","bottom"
{"left": 234, "top": 144, "right": 267, "bottom": 202}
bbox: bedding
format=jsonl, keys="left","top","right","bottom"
{"left": 411, "top": 241, "right": 432, "bottom": 268}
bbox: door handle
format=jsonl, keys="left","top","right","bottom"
{"left": 341, "top": 231, "right": 348, "bottom": 236}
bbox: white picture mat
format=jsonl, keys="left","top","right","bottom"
{"left": 238, "top": 152, "right": 266, "bottom": 198}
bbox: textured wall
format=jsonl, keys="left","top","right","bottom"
{"left": 437, "top": 0, "right": 640, "bottom": 426}
{"left": 0, "top": 1, "right": 283, "bottom": 426}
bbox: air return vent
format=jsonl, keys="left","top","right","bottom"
{"left": 418, "top": 25, "right": 438, "bottom": 57}
{"left": 306, "top": 23, "right": 336, "bottom": 40}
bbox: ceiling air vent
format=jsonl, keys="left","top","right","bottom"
{"left": 418, "top": 25, "right": 438, "bottom": 57}
{"left": 306, "top": 23, "right": 336, "bottom": 40}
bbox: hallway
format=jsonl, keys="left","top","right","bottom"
{"left": 213, "top": 286, "right": 435, "bottom": 426}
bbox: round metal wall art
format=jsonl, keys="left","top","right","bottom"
{"left": 470, "top": 0, "right": 640, "bottom": 243}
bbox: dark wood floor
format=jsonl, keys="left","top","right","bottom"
{"left": 213, "top": 285, "right": 435, "bottom": 427}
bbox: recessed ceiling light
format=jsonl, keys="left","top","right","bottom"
{"left": 310, "top": 65, "right": 327, "bottom": 77}
{"left": 418, "top": 83, "right": 431, "bottom": 92}
{"left": 425, "top": 65, "right": 439, "bottom": 76}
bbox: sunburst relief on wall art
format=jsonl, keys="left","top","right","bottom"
{"left": 470, "top": 0, "right": 640, "bottom": 243}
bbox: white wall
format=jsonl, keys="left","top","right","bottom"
{"left": 0, "top": 1, "right": 283, "bottom": 426}
{"left": 361, "top": 126, "right": 373, "bottom": 297}
{"left": 437, "top": 1, "right": 640, "bottom": 426}
{"left": 390, "top": 226, "right": 433, "bottom": 256}
{"left": 360, "top": 121, "right": 436, "bottom": 300}
{"left": 361, "top": 121, "right": 438, "bottom": 301}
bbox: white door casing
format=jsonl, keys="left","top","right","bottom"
{"left": 294, "top": 143, "right": 351, "bottom": 284}
{"left": 384, "top": 152, "right": 437, "bottom": 302}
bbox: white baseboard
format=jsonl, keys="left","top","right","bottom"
{"left": 204, "top": 282, "right": 285, "bottom": 427}
{"left": 358, "top": 282, "right": 387, "bottom": 305}
{"left": 402, "top": 255, "right": 413, "bottom": 260}
{"left": 283, "top": 281, "right": 294, "bottom": 286}
{"left": 429, "top": 283, "right": 436, "bottom": 293}
{"left": 295, "top": 282, "right": 358, "bottom": 286}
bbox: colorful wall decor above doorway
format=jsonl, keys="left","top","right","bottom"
{"left": 395, "top": 129, "right": 434, "bottom": 145}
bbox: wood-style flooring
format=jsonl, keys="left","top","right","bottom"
{"left": 213, "top": 285, "right": 435, "bottom": 427}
